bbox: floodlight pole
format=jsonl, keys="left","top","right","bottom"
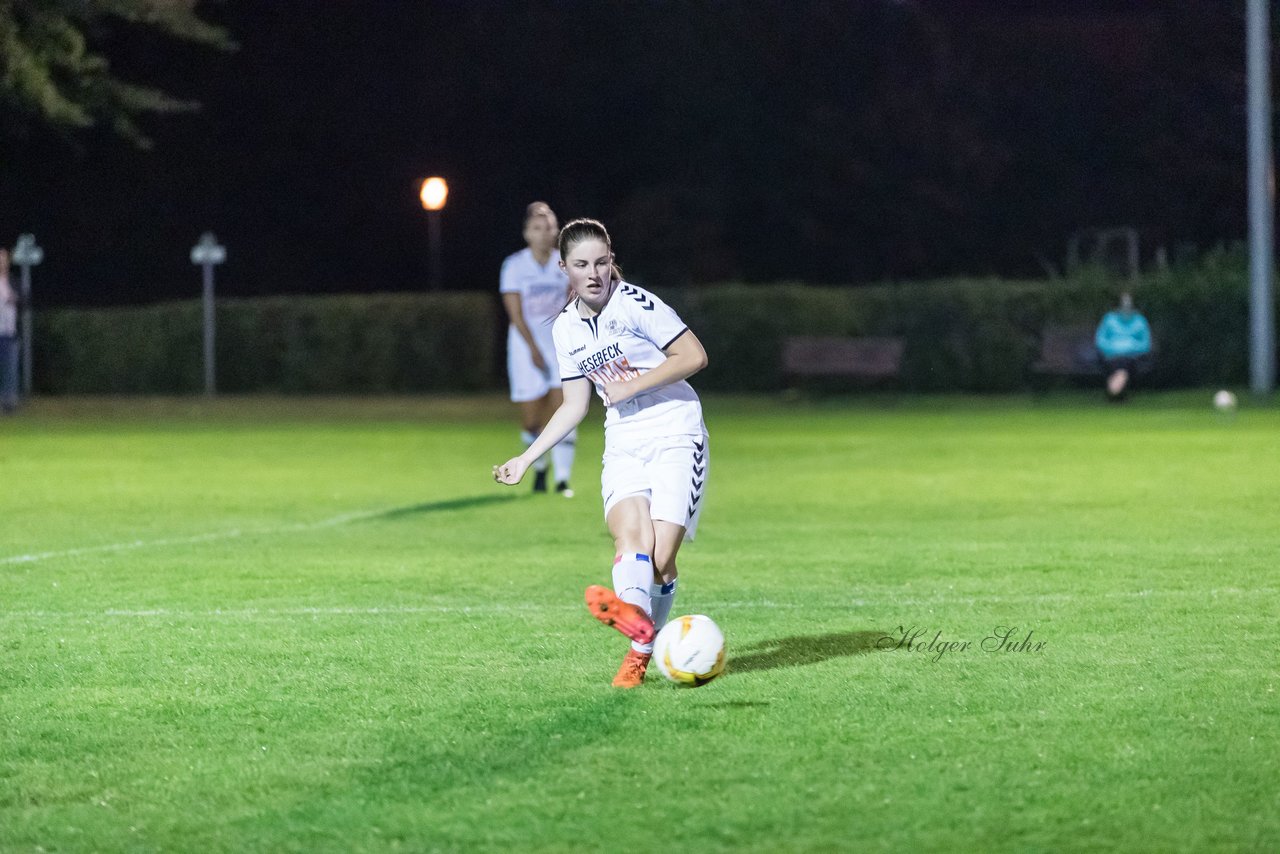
{"left": 20, "top": 264, "right": 31, "bottom": 396}
{"left": 428, "top": 209, "right": 443, "bottom": 290}
{"left": 202, "top": 262, "right": 215, "bottom": 395}
{"left": 1247, "top": 0, "right": 1276, "bottom": 395}
{"left": 419, "top": 177, "right": 449, "bottom": 291}
{"left": 12, "top": 234, "right": 43, "bottom": 398}
{"left": 190, "top": 232, "right": 226, "bottom": 397}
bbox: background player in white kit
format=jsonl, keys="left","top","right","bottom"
{"left": 500, "top": 202, "right": 576, "bottom": 495}
{"left": 493, "top": 219, "right": 710, "bottom": 688}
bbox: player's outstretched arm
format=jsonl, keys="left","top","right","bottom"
{"left": 493, "top": 378, "right": 591, "bottom": 485}
{"left": 603, "top": 329, "right": 708, "bottom": 407}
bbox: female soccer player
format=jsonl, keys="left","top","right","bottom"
{"left": 500, "top": 202, "right": 576, "bottom": 495}
{"left": 492, "top": 218, "right": 710, "bottom": 688}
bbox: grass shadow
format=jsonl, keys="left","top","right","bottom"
{"left": 345, "top": 693, "right": 645, "bottom": 821}
{"left": 363, "top": 494, "right": 518, "bottom": 521}
{"left": 729, "top": 630, "right": 886, "bottom": 675}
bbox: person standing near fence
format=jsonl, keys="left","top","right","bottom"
{"left": 0, "top": 249, "right": 19, "bottom": 414}
{"left": 501, "top": 202, "right": 577, "bottom": 496}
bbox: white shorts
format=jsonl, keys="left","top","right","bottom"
{"left": 507, "top": 326, "right": 561, "bottom": 403}
{"left": 601, "top": 431, "right": 708, "bottom": 541}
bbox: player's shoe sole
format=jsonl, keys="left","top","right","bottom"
{"left": 584, "top": 585, "right": 655, "bottom": 644}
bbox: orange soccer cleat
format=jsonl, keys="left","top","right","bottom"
{"left": 611, "top": 649, "right": 651, "bottom": 688}
{"left": 584, "top": 585, "right": 655, "bottom": 644}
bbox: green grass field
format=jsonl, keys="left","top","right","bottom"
{"left": 2, "top": 393, "right": 1277, "bottom": 852}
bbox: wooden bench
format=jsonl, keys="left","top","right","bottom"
{"left": 1030, "top": 325, "right": 1102, "bottom": 377}
{"left": 781, "top": 336, "right": 904, "bottom": 383}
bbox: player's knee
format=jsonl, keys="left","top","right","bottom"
{"left": 611, "top": 516, "right": 654, "bottom": 556}
{"left": 613, "top": 529, "right": 654, "bottom": 556}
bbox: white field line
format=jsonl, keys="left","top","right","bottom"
{"left": 0, "top": 506, "right": 398, "bottom": 567}
{"left": 0, "top": 588, "right": 1273, "bottom": 621}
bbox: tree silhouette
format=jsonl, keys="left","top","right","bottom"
{"left": 0, "top": 0, "right": 233, "bottom": 147}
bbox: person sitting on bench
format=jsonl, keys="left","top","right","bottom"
{"left": 1094, "top": 292, "right": 1153, "bottom": 400}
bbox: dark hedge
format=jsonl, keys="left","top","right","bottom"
{"left": 32, "top": 253, "right": 1267, "bottom": 394}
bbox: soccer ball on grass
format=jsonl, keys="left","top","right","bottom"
{"left": 653, "top": 615, "right": 726, "bottom": 687}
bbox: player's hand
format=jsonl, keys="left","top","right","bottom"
{"left": 602, "top": 381, "right": 636, "bottom": 407}
{"left": 493, "top": 456, "right": 528, "bottom": 485}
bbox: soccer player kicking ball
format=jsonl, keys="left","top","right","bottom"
{"left": 493, "top": 218, "right": 710, "bottom": 688}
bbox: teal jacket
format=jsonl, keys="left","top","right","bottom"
{"left": 1095, "top": 310, "right": 1152, "bottom": 358}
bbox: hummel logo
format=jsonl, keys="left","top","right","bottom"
{"left": 569, "top": 345, "right": 586, "bottom": 354}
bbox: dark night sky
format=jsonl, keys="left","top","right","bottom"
{"left": 0, "top": 0, "right": 1253, "bottom": 307}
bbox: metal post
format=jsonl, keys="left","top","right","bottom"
{"left": 428, "top": 209, "right": 442, "bottom": 290}
{"left": 11, "top": 234, "right": 43, "bottom": 398}
{"left": 1247, "top": 0, "right": 1276, "bottom": 394}
{"left": 202, "top": 262, "right": 216, "bottom": 396}
{"left": 19, "top": 264, "right": 32, "bottom": 397}
{"left": 190, "top": 232, "right": 225, "bottom": 397}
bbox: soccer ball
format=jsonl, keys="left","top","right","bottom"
{"left": 653, "top": 615, "right": 726, "bottom": 687}
{"left": 1213, "top": 389, "right": 1238, "bottom": 411}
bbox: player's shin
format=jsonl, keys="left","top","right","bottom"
{"left": 613, "top": 553, "right": 655, "bottom": 651}
{"left": 551, "top": 427, "right": 576, "bottom": 487}
{"left": 520, "top": 429, "right": 549, "bottom": 472}
{"left": 649, "top": 578, "right": 677, "bottom": 638}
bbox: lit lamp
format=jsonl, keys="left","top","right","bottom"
{"left": 419, "top": 177, "right": 448, "bottom": 290}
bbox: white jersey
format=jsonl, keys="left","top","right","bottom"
{"left": 499, "top": 248, "right": 568, "bottom": 328}
{"left": 553, "top": 281, "right": 704, "bottom": 443}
